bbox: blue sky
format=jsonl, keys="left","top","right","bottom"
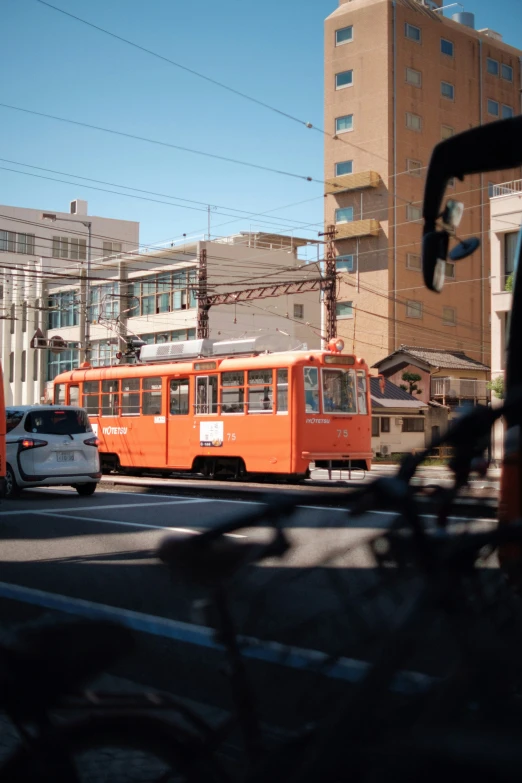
{"left": 1, "top": 0, "right": 521, "bottom": 248}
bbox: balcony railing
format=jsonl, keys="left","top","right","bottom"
{"left": 325, "top": 171, "right": 380, "bottom": 195}
{"left": 492, "top": 180, "right": 522, "bottom": 198}
{"left": 334, "top": 219, "right": 380, "bottom": 240}
{"left": 431, "top": 377, "right": 489, "bottom": 403}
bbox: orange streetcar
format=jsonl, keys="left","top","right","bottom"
{"left": 53, "top": 336, "right": 372, "bottom": 481}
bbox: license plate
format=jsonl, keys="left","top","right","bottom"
{"left": 57, "top": 452, "right": 74, "bottom": 462}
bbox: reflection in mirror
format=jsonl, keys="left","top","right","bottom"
{"left": 442, "top": 199, "right": 464, "bottom": 228}
{"left": 449, "top": 237, "right": 480, "bottom": 261}
{"left": 422, "top": 231, "right": 449, "bottom": 292}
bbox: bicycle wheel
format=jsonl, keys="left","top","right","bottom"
{"left": 1, "top": 712, "right": 228, "bottom": 783}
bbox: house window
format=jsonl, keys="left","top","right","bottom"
{"left": 336, "top": 255, "right": 354, "bottom": 272}
{"left": 406, "top": 112, "right": 422, "bottom": 131}
{"left": 406, "top": 300, "right": 423, "bottom": 318}
{"left": 407, "top": 253, "right": 421, "bottom": 271}
{"left": 487, "top": 57, "right": 499, "bottom": 76}
{"left": 446, "top": 261, "right": 455, "bottom": 279}
{"left": 335, "top": 115, "right": 353, "bottom": 134}
{"left": 407, "top": 205, "right": 422, "bottom": 222}
{"left": 501, "top": 63, "right": 513, "bottom": 82}
{"left": 407, "top": 159, "right": 422, "bottom": 177}
{"left": 336, "top": 26, "right": 353, "bottom": 45}
{"left": 102, "top": 241, "right": 123, "bottom": 259}
{"left": 335, "top": 160, "right": 353, "bottom": 176}
{"left": 402, "top": 417, "right": 425, "bottom": 432}
{"left": 405, "top": 23, "right": 421, "bottom": 42}
{"left": 487, "top": 99, "right": 499, "bottom": 117}
{"left": 441, "top": 81, "right": 454, "bottom": 100}
{"left": 406, "top": 67, "right": 422, "bottom": 87}
{"left": 293, "top": 303, "right": 304, "bottom": 319}
{"left": 336, "top": 301, "right": 353, "bottom": 318}
{"left": 335, "top": 207, "right": 354, "bottom": 224}
{"left": 441, "top": 125, "right": 454, "bottom": 140}
{"left": 443, "top": 306, "right": 456, "bottom": 325}
{"left": 372, "top": 417, "right": 380, "bottom": 437}
{"left": 381, "top": 417, "right": 390, "bottom": 433}
{"left": 441, "top": 38, "right": 454, "bottom": 56}
{"left": 501, "top": 105, "right": 514, "bottom": 119}
{"left": 336, "top": 70, "right": 353, "bottom": 89}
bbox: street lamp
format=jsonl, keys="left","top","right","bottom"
{"left": 41, "top": 213, "right": 92, "bottom": 363}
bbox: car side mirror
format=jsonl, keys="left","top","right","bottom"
{"left": 422, "top": 230, "right": 449, "bottom": 292}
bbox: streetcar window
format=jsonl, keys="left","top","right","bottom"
{"left": 195, "top": 375, "right": 218, "bottom": 414}
{"left": 304, "top": 367, "right": 319, "bottom": 413}
{"left": 102, "top": 379, "right": 119, "bottom": 417}
{"left": 221, "top": 371, "right": 245, "bottom": 414}
{"left": 322, "top": 369, "right": 357, "bottom": 414}
{"left": 54, "top": 383, "right": 66, "bottom": 405}
{"left": 82, "top": 380, "right": 100, "bottom": 416}
{"left": 357, "top": 371, "right": 368, "bottom": 415}
{"left": 170, "top": 378, "right": 189, "bottom": 415}
{"left": 277, "top": 369, "right": 288, "bottom": 413}
{"left": 142, "top": 377, "right": 163, "bottom": 415}
{"left": 248, "top": 369, "right": 273, "bottom": 413}
{"left": 121, "top": 378, "right": 140, "bottom": 416}
{"left": 69, "top": 385, "right": 80, "bottom": 407}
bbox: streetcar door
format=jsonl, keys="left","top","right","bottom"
{"left": 167, "top": 377, "right": 192, "bottom": 469}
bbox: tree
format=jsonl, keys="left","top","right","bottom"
{"left": 487, "top": 375, "right": 504, "bottom": 400}
{"left": 400, "top": 371, "right": 423, "bottom": 395}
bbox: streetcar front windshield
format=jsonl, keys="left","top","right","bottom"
{"left": 322, "top": 368, "right": 357, "bottom": 414}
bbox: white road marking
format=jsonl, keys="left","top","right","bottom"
{"left": 0, "top": 498, "right": 210, "bottom": 517}
{"left": 35, "top": 512, "right": 247, "bottom": 537}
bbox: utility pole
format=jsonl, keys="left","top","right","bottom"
{"left": 318, "top": 225, "right": 337, "bottom": 342}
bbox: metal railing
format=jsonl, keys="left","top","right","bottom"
{"left": 491, "top": 179, "right": 522, "bottom": 198}
{"left": 431, "top": 377, "right": 489, "bottom": 401}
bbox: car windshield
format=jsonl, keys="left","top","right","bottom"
{"left": 23, "top": 409, "right": 91, "bottom": 435}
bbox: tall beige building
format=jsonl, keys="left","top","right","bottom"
{"left": 324, "top": 0, "right": 521, "bottom": 367}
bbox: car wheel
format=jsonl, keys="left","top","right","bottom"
{"left": 4, "top": 466, "right": 20, "bottom": 499}
{"left": 74, "top": 482, "right": 97, "bottom": 497}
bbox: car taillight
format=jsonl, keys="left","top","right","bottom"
{"left": 84, "top": 437, "right": 99, "bottom": 447}
{"left": 19, "top": 438, "right": 48, "bottom": 451}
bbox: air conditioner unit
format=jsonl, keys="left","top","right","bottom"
{"left": 381, "top": 445, "right": 389, "bottom": 456}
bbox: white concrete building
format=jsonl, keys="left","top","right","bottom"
{"left": 490, "top": 179, "right": 521, "bottom": 461}
{"left": 43, "top": 231, "right": 322, "bottom": 400}
{"left": 0, "top": 199, "right": 139, "bottom": 405}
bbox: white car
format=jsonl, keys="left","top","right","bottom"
{"left": 4, "top": 405, "right": 101, "bottom": 499}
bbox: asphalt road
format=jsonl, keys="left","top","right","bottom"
{"left": 0, "top": 485, "right": 502, "bottom": 733}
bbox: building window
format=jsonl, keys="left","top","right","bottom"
{"left": 9, "top": 352, "right": 14, "bottom": 383}
{"left": 335, "top": 207, "right": 354, "bottom": 224}
{"left": 335, "top": 70, "right": 353, "bottom": 89}
{"left": 0, "top": 231, "right": 16, "bottom": 252}
{"left": 140, "top": 328, "right": 197, "bottom": 345}
{"left": 33, "top": 348, "right": 38, "bottom": 382}
{"left": 89, "top": 282, "right": 120, "bottom": 322}
{"left": 21, "top": 350, "right": 26, "bottom": 383}
{"left": 335, "top": 115, "right": 353, "bottom": 134}
{"left": 102, "top": 241, "right": 122, "bottom": 259}
{"left": 10, "top": 303, "right": 15, "bottom": 334}
{"left": 0, "top": 232, "right": 35, "bottom": 254}
{"left": 129, "top": 269, "right": 197, "bottom": 317}
{"left": 336, "top": 255, "right": 354, "bottom": 272}
{"left": 502, "top": 105, "right": 514, "bottom": 119}
{"left": 446, "top": 261, "right": 456, "bottom": 279}
{"left": 406, "top": 205, "right": 422, "bottom": 222}
{"left": 372, "top": 417, "right": 379, "bottom": 437}
{"left": 52, "top": 236, "right": 72, "bottom": 259}
{"left": 335, "top": 160, "right": 353, "bottom": 177}
{"left": 487, "top": 57, "right": 499, "bottom": 76}
{"left": 441, "top": 81, "right": 454, "bottom": 100}
{"left": 443, "top": 306, "right": 456, "bottom": 325}
{"left": 402, "top": 417, "right": 425, "bottom": 432}
{"left": 70, "top": 238, "right": 87, "bottom": 261}
{"left": 22, "top": 301, "right": 27, "bottom": 333}
{"left": 336, "top": 25, "right": 353, "bottom": 45}
{"left": 90, "top": 340, "right": 120, "bottom": 368}
{"left": 47, "top": 348, "right": 79, "bottom": 382}
{"left": 501, "top": 63, "right": 513, "bottom": 82}
{"left": 406, "top": 112, "right": 422, "bottom": 131}
{"left": 406, "top": 300, "right": 422, "bottom": 318}
{"left": 441, "top": 38, "right": 454, "bottom": 56}
{"left": 505, "top": 232, "right": 518, "bottom": 276}
{"left": 336, "top": 301, "right": 353, "bottom": 318}
{"left": 48, "top": 290, "right": 80, "bottom": 329}
{"left": 487, "top": 99, "right": 499, "bottom": 117}
{"left": 407, "top": 253, "right": 421, "bottom": 271}
{"left": 406, "top": 67, "right": 422, "bottom": 87}
{"left": 381, "top": 417, "right": 390, "bottom": 433}
{"left": 407, "top": 159, "right": 422, "bottom": 177}
{"left": 405, "top": 23, "right": 421, "bottom": 42}
{"left": 293, "top": 303, "right": 304, "bottom": 319}
{"left": 441, "top": 125, "right": 454, "bottom": 140}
